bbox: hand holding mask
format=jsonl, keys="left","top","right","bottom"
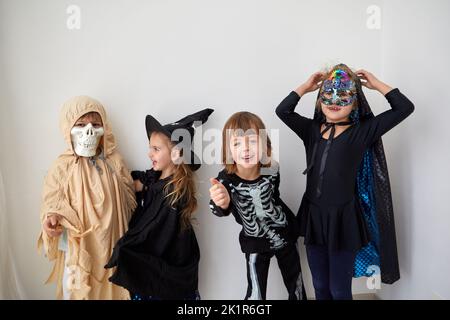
{"left": 295, "top": 72, "right": 325, "bottom": 96}
{"left": 356, "top": 69, "right": 393, "bottom": 95}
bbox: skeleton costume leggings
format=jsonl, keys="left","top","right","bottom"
{"left": 244, "top": 243, "right": 306, "bottom": 300}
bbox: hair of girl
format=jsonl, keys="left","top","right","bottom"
{"left": 161, "top": 136, "right": 198, "bottom": 232}
{"left": 315, "top": 63, "right": 360, "bottom": 112}
{"left": 221, "top": 111, "right": 272, "bottom": 174}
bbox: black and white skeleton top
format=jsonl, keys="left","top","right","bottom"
{"left": 209, "top": 163, "right": 300, "bottom": 253}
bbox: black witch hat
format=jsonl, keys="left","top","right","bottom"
{"left": 145, "top": 108, "right": 214, "bottom": 171}
{"left": 314, "top": 64, "right": 400, "bottom": 284}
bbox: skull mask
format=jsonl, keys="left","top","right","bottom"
{"left": 70, "top": 123, "right": 104, "bottom": 157}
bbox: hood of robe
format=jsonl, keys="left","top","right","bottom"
{"left": 59, "top": 95, "right": 116, "bottom": 157}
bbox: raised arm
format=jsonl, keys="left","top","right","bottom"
{"left": 356, "top": 70, "right": 415, "bottom": 145}
{"left": 276, "top": 72, "right": 323, "bottom": 141}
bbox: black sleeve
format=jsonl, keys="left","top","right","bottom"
{"left": 361, "top": 88, "right": 415, "bottom": 146}
{"left": 131, "top": 169, "right": 159, "bottom": 186}
{"left": 209, "top": 199, "right": 231, "bottom": 217}
{"left": 131, "top": 169, "right": 161, "bottom": 204}
{"left": 276, "top": 91, "right": 314, "bottom": 142}
{"left": 131, "top": 170, "right": 145, "bottom": 181}
{"left": 271, "top": 166, "right": 281, "bottom": 200}
{"left": 209, "top": 172, "right": 232, "bottom": 217}
{"left": 130, "top": 170, "right": 145, "bottom": 208}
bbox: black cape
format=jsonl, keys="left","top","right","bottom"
{"left": 105, "top": 169, "right": 200, "bottom": 298}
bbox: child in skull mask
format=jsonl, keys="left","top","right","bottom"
{"left": 38, "top": 96, "right": 136, "bottom": 299}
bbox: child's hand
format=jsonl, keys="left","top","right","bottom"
{"left": 295, "top": 72, "right": 325, "bottom": 96}
{"left": 356, "top": 69, "right": 393, "bottom": 95}
{"left": 134, "top": 179, "right": 144, "bottom": 192}
{"left": 43, "top": 214, "right": 63, "bottom": 238}
{"left": 209, "top": 178, "right": 230, "bottom": 210}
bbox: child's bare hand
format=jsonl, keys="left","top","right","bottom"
{"left": 295, "top": 72, "right": 325, "bottom": 96}
{"left": 209, "top": 178, "right": 230, "bottom": 210}
{"left": 43, "top": 214, "right": 63, "bottom": 237}
{"left": 134, "top": 179, "right": 144, "bottom": 192}
{"left": 356, "top": 69, "right": 393, "bottom": 95}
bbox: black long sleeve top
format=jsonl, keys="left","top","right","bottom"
{"left": 276, "top": 88, "right": 415, "bottom": 206}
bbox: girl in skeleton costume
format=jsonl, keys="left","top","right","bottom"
{"left": 276, "top": 64, "right": 414, "bottom": 299}
{"left": 106, "top": 109, "right": 214, "bottom": 300}
{"left": 209, "top": 112, "right": 306, "bottom": 300}
{"left": 38, "top": 96, "right": 137, "bottom": 299}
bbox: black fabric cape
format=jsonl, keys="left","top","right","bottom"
{"left": 105, "top": 169, "right": 200, "bottom": 298}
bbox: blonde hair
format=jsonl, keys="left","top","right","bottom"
{"left": 222, "top": 112, "right": 272, "bottom": 174}
{"left": 315, "top": 63, "right": 359, "bottom": 112}
{"left": 159, "top": 137, "right": 197, "bottom": 232}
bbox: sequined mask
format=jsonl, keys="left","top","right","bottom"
{"left": 320, "top": 69, "right": 357, "bottom": 107}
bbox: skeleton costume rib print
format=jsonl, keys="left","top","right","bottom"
{"left": 223, "top": 172, "right": 288, "bottom": 250}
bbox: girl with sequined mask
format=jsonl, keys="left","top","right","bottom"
{"left": 276, "top": 64, "right": 414, "bottom": 299}
{"left": 309, "top": 65, "right": 394, "bottom": 139}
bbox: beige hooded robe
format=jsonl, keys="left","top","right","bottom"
{"left": 38, "top": 96, "right": 137, "bottom": 299}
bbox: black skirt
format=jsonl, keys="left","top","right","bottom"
{"left": 297, "top": 195, "right": 370, "bottom": 252}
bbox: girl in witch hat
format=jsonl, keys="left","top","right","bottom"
{"left": 276, "top": 64, "right": 414, "bottom": 299}
{"left": 105, "top": 108, "right": 214, "bottom": 300}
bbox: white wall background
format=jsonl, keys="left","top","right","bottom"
{"left": 0, "top": 0, "right": 448, "bottom": 299}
